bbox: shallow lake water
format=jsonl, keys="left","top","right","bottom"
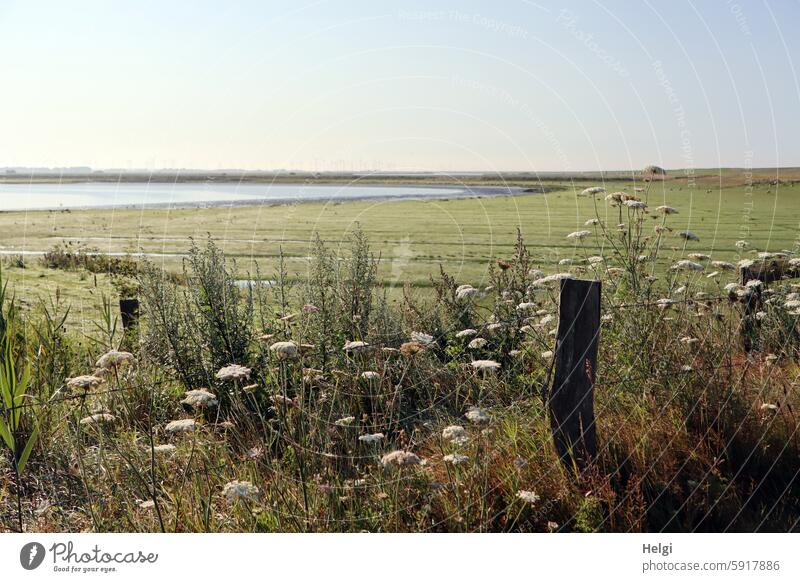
{"left": 0, "top": 182, "right": 505, "bottom": 211}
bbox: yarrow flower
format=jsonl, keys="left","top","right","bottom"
{"left": 358, "top": 433, "right": 385, "bottom": 444}
{"left": 456, "top": 328, "right": 478, "bottom": 338}
{"left": 380, "top": 450, "right": 422, "bottom": 467}
{"left": 215, "top": 364, "right": 251, "bottom": 382}
{"left": 223, "top": 480, "right": 260, "bottom": 504}
{"left": 360, "top": 371, "right": 380, "bottom": 382}
{"left": 152, "top": 444, "right": 176, "bottom": 454}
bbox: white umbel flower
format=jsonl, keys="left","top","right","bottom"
{"left": 516, "top": 490, "right": 540, "bottom": 504}
{"left": 181, "top": 388, "right": 218, "bottom": 409}
{"left": 566, "top": 230, "right": 591, "bottom": 240}
{"left": 465, "top": 407, "right": 490, "bottom": 424}
{"left": 269, "top": 341, "right": 298, "bottom": 359}
{"left": 215, "top": 364, "right": 251, "bottom": 382}
{"left": 165, "top": 418, "right": 196, "bottom": 434}
{"left": 442, "top": 425, "right": 468, "bottom": 445}
{"left": 455, "top": 284, "right": 479, "bottom": 300}
{"left": 470, "top": 360, "right": 500, "bottom": 372}
{"left": 223, "top": 480, "right": 260, "bottom": 503}
{"left": 95, "top": 350, "right": 134, "bottom": 370}
{"left": 380, "top": 450, "right": 421, "bottom": 467}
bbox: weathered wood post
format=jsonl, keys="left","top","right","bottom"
{"left": 550, "top": 278, "right": 600, "bottom": 474}
{"left": 119, "top": 298, "right": 140, "bottom": 330}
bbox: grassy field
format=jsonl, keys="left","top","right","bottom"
{"left": 1, "top": 177, "right": 798, "bottom": 317}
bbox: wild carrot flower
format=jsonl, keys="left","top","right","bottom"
{"left": 411, "top": 332, "right": 435, "bottom": 346}
{"left": 269, "top": 341, "right": 298, "bottom": 359}
{"left": 400, "top": 341, "right": 426, "bottom": 357}
{"left": 66, "top": 375, "right": 104, "bottom": 392}
{"left": 360, "top": 371, "right": 380, "bottom": 382}
{"left": 216, "top": 364, "right": 251, "bottom": 381}
{"left": 532, "top": 273, "right": 574, "bottom": 286}
{"left": 455, "top": 284, "right": 479, "bottom": 300}
{"left": 95, "top": 350, "right": 134, "bottom": 370}
{"left": 566, "top": 230, "right": 591, "bottom": 240}
{"left": 517, "top": 302, "right": 536, "bottom": 311}
{"left": 580, "top": 186, "right": 605, "bottom": 196}
{"left": 456, "top": 328, "right": 478, "bottom": 338}
{"left": 443, "top": 453, "right": 469, "bottom": 465}
{"left": 302, "top": 303, "right": 320, "bottom": 313}
{"left": 516, "top": 490, "right": 541, "bottom": 504}
{"left": 79, "top": 413, "right": 116, "bottom": 426}
{"left": 181, "top": 388, "right": 218, "bottom": 409}
{"left": 672, "top": 260, "right": 704, "bottom": 272}
{"left": 223, "top": 480, "right": 260, "bottom": 503}
{"left": 656, "top": 205, "right": 678, "bottom": 215}
{"left": 468, "top": 338, "right": 487, "bottom": 350}
{"left": 335, "top": 416, "right": 356, "bottom": 427}
{"left": 165, "top": 418, "right": 196, "bottom": 434}
{"left": 442, "top": 425, "right": 468, "bottom": 445}
{"left": 381, "top": 450, "right": 421, "bottom": 467}
{"left": 152, "top": 444, "right": 176, "bottom": 454}
{"left": 465, "top": 407, "right": 490, "bottom": 424}
{"left": 711, "top": 260, "right": 736, "bottom": 270}
{"left": 358, "top": 433, "right": 384, "bottom": 444}
{"left": 624, "top": 199, "right": 647, "bottom": 209}
{"left": 470, "top": 360, "right": 500, "bottom": 373}
{"left": 343, "top": 340, "right": 371, "bottom": 353}
{"left": 585, "top": 218, "right": 601, "bottom": 226}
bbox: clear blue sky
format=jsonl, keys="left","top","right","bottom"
{"left": 1, "top": 0, "right": 798, "bottom": 172}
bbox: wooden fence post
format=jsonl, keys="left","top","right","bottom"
{"left": 550, "top": 278, "right": 600, "bottom": 474}
{"left": 119, "top": 298, "right": 140, "bottom": 330}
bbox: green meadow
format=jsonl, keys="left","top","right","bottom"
{"left": 0, "top": 177, "right": 797, "bottom": 319}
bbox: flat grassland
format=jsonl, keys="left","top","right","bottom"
{"left": 0, "top": 172, "right": 798, "bottom": 318}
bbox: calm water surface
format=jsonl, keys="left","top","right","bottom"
{"left": 0, "top": 182, "right": 494, "bottom": 211}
